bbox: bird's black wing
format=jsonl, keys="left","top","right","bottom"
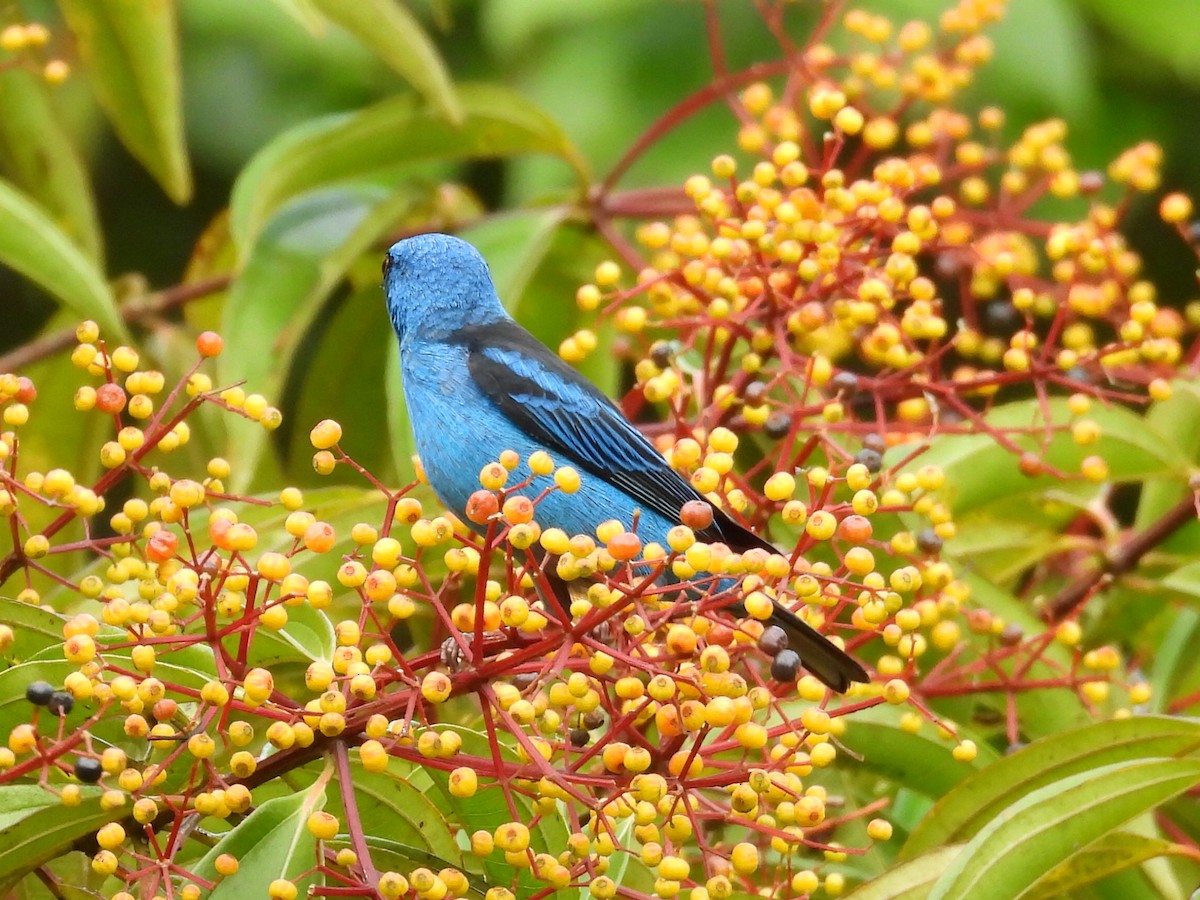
{"left": 450, "top": 320, "right": 771, "bottom": 551}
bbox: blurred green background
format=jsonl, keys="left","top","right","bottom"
{"left": 4, "top": 0, "right": 1200, "bottom": 354}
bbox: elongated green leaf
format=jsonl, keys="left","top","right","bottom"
{"left": 230, "top": 83, "right": 590, "bottom": 253}
{"left": 1084, "top": 0, "right": 1200, "bottom": 85}
{"left": 0, "top": 67, "right": 101, "bottom": 258}
{"left": 0, "top": 787, "right": 120, "bottom": 892}
{"left": 191, "top": 787, "right": 324, "bottom": 899}
{"left": 309, "top": 0, "right": 461, "bottom": 123}
{"left": 58, "top": 0, "right": 191, "bottom": 203}
{"left": 246, "top": 598, "right": 337, "bottom": 666}
{"left": 904, "top": 716, "right": 1200, "bottom": 858}
{"left": 290, "top": 282, "right": 398, "bottom": 482}
{"left": 1136, "top": 379, "right": 1200, "bottom": 531}
{"left": 405, "top": 724, "right": 573, "bottom": 897}
{"left": 832, "top": 705, "right": 996, "bottom": 798}
{"left": 927, "top": 758, "right": 1200, "bottom": 899}
{"left": 894, "top": 397, "right": 1188, "bottom": 581}
{"left": 219, "top": 183, "right": 422, "bottom": 490}
{"left": 0, "top": 597, "right": 115, "bottom": 666}
{"left": 1027, "top": 831, "right": 1187, "bottom": 899}
{"left": 385, "top": 336, "right": 417, "bottom": 486}
{"left": 904, "top": 398, "right": 1187, "bottom": 518}
{"left": 1162, "top": 561, "right": 1200, "bottom": 600}
{"left": 844, "top": 845, "right": 963, "bottom": 900}
{"left": 267, "top": 0, "right": 326, "bottom": 33}
{"left": 335, "top": 752, "right": 461, "bottom": 865}
{"left": 1148, "top": 607, "right": 1200, "bottom": 713}
{"left": 0, "top": 180, "right": 123, "bottom": 340}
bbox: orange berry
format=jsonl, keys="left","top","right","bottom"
{"left": 502, "top": 495, "right": 535, "bottom": 525}
{"left": 607, "top": 531, "right": 642, "bottom": 561}
{"left": 196, "top": 331, "right": 224, "bottom": 357}
{"left": 837, "top": 515, "right": 872, "bottom": 542}
{"left": 680, "top": 500, "right": 714, "bottom": 530}
{"left": 466, "top": 489, "right": 499, "bottom": 524}
{"left": 95, "top": 383, "right": 126, "bottom": 414}
{"left": 303, "top": 521, "right": 336, "bottom": 553}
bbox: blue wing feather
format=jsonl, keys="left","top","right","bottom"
{"left": 450, "top": 320, "right": 771, "bottom": 551}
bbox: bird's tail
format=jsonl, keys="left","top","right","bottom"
{"left": 769, "top": 602, "right": 869, "bottom": 693}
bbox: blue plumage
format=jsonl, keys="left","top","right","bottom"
{"left": 383, "top": 233, "right": 867, "bottom": 691}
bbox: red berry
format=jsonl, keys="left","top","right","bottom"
{"left": 1018, "top": 452, "right": 1043, "bottom": 477}
{"left": 465, "top": 489, "right": 499, "bottom": 524}
{"left": 210, "top": 517, "right": 235, "bottom": 549}
{"left": 680, "top": 500, "right": 714, "bottom": 530}
{"left": 501, "top": 495, "right": 535, "bottom": 525}
{"left": 607, "top": 531, "right": 642, "bottom": 561}
{"left": 837, "top": 515, "right": 873, "bottom": 543}
{"left": 95, "top": 382, "right": 126, "bottom": 414}
{"left": 146, "top": 530, "right": 178, "bottom": 563}
{"left": 196, "top": 331, "right": 224, "bottom": 357}
{"left": 15, "top": 377, "right": 36, "bottom": 403}
{"left": 152, "top": 698, "right": 178, "bottom": 722}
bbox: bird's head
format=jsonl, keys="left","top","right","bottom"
{"left": 383, "top": 233, "right": 507, "bottom": 343}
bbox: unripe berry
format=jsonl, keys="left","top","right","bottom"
{"left": 449, "top": 766, "right": 478, "bottom": 797}
{"left": 307, "top": 811, "right": 339, "bottom": 840}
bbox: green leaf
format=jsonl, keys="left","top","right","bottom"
{"left": 406, "top": 724, "right": 573, "bottom": 897}
{"left": 58, "top": 0, "right": 191, "bottom": 203}
{"left": 219, "top": 183, "right": 422, "bottom": 490}
{"left": 1147, "top": 607, "right": 1200, "bottom": 713}
{"left": 191, "top": 786, "right": 324, "bottom": 899}
{"left": 267, "top": 0, "right": 326, "bottom": 33}
{"left": 1083, "top": 0, "right": 1200, "bottom": 85}
{"left": 982, "top": 0, "right": 1096, "bottom": 115}
{"left": 906, "top": 398, "right": 1186, "bottom": 517}
{"left": 1161, "top": 561, "right": 1200, "bottom": 601}
{"left": 290, "top": 281, "right": 400, "bottom": 483}
{"left": 895, "top": 397, "right": 1188, "bottom": 581}
{"left": 334, "top": 751, "right": 461, "bottom": 866}
{"left": 246, "top": 598, "right": 337, "bottom": 666}
{"left": 0, "top": 597, "right": 113, "bottom": 666}
{"left": 904, "top": 716, "right": 1200, "bottom": 858}
{"left": 1027, "top": 831, "right": 1188, "bottom": 900}
{"left": 1136, "top": 378, "right": 1200, "bottom": 533}
{"left": 834, "top": 704, "right": 996, "bottom": 798}
{"left": 0, "top": 67, "right": 101, "bottom": 259}
{"left": 385, "top": 336, "right": 418, "bottom": 485}
{"left": 229, "top": 83, "right": 590, "bottom": 253}
{"left": 926, "top": 757, "right": 1200, "bottom": 899}
{"left": 308, "top": 0, "right": 461, "bottom": 123}
{"left": 0, "top": 787, "right": 121, "bottom": 892}
{"left": 0, "top": 180, "right": 123, "bottom": 340}
{"left": 844, "top": 845, "right": 963, "bottom": 900}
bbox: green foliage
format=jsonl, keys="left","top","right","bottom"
{"left": 2, "top": 2, "right": 1200, "bottom": 899}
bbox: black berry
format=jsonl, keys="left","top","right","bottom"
{"left": 917, "top": 528, "right": 943, "bottom": 553}
{"left": 74, "top": 757, "right": 102, "bottom": 784}
{"left": 855, "top": 448, "right": 883, "bottom": 472}
{"left": 770, "top": 649, "right": 802, "bottom": 682}
{"left": 25, "top": 680, "right": 54, "bottom": 706}
{"left": 759, "top": 625, "right": 788, "bottom": 657}
{"left": 47, "top": 691, "right": 74, "bottom": 716}
{"left": 764, "top": 411, "right": 792, "bottom": 440}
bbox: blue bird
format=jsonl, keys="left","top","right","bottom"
{"left": 383, "top": 233, "right": 867, "bottom": 692}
